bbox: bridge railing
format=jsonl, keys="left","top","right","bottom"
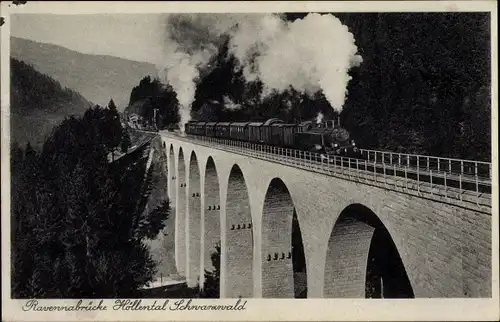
{"left": 164, "top": 133, "right": 491, "bottom": 208}
{"left": 359, "top": 149, "right": 492, "bottom": 180}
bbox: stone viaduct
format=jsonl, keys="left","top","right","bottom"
{"left": 159, "top": 133, "right": 492, "bottom": 299}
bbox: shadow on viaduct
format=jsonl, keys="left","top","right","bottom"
{"left": 160, "top": 135, "right": 491, "bottom": 299}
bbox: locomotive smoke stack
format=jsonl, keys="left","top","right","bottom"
{"left": 316, "top": 112, "right": 324, "bottom": 125}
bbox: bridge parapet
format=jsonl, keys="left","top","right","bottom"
{"left": 359, "top": 149, "right": 491, "bottom": 182}
{"left": 160, "top": 131, "right": 491, "bottom": 214}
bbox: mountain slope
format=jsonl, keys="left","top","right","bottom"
{"left": 10, "top": 58, "right": 93, "bottom": 148}
{"left": 10, "top": 37, "right": 159, "bottom": 110}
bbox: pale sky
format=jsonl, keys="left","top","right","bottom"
{"left": 10, "top": 14, "right": 169, "bottom": 65}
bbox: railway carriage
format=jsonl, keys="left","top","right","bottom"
{"left": 184, "top": 121, "right": 197, "bottom": 135}
{"left": 215, "top": 122, "right": 231, "bottom": 138}
{"left": 230, "top": 122, "right": 251, "bottom": 141}
{"left": 283, "top": 123, "right": 299, "bottom": 147}
{"left": 270, "top": 123, "right": 285, "bottom": 146}
{"left": 261, "top": 118, "right": 283, "bottom": 145}
{"left": 248, "top": 122, "right": 264, "bottom": 143}
{"left": 186, "top": 121, "right": 207, "bottom": 136}
{"left": 195, "top": 122, "right": 207, "bottom": 135}
{"left": 206, "top": 122, "right": 217, "bottom": 137}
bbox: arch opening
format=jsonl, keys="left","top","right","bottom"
{"left": 176, "top": 148, "right": 186, "bottom": 278}
{"left": 187, "top": 151, "right": 201, "bottom": 287}
{"left": 292, "top": 210, "right": 307, "bottom": 298}
{"left": 261, "top": 178, "right": 307, "bottom": 298}
{"left": 324, "top": 204, "right": 414, "bottom": 298}
{"left": 225, "top": 165, "right": 253, "bottom": 298}
{"left": 169, "top": 145, "right": 176, "bottom": 203}
{"left": 201, "top": 157, "right": 221, "bottom": 298}
{"left": 156, "top": 145, "right": 177, "bottom": 279}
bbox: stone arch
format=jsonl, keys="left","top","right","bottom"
{"left": 201, "top": 156, "right": 221, "bottom": 295}
{"left": 261, "top": 178, "right": 307, "bottom": 298}
{"left": 187, "top": 151, "right": 201, "bottom": 287}
{"left": 225, "top": 164, "right": 253, "bottom": 298}
{"left": 324, "top": 204, "right": 414, "bottom": 298}
{"left": 176, "top": 147, "right": 187, "bottom": 278}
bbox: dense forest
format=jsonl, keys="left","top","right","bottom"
{"left": 334, "top": 13, "right": 491, "bottom": 161}
{"left": 11, "top": 104, "right": 169, "bottom": 298}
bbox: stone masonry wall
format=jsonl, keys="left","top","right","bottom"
{"left": 261, "top": 180, "right": 295, "bottom": 298}
{"left": 187, "top": 155, "right": 201, "bottom": 287}
{"left": 225, "top": 166, "right": 253, "bottom": 298}
{"left": 203, "top": 162, "right": 221, "bottom": 273}
{"left": 323, "top": 217, "right": 375, "bottom": 297}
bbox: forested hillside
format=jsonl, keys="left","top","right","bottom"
{"left": 334, "top": 12, "right": 491, "bottom": 161}
{"left": 11, "top": 37, "right": 158, "bottom": 109}
{"left": 10, "top": 58, "right": 92, "bottom": 147}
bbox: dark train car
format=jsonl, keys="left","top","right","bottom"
{"left": 230, "top": 122, "right": 250, "bottom": 141}
{"left": 248, "top": 122, "right": 263, "bottom": 143}
{"left": 261, "top": 118, "right": 283, "bottom": 145}
{"left": 215, "top": 122, "right": 231, "bottom": 138}
{"left": 260, "top": 126, "right": 271, "bottom": 145}
{"left": 206, "top": 122, "right": 217, "bottom": 137}
{"left": 185, "top": 120, "right": 197, "bottom": 135}
{"left": 282, "top": 124, "right": 299, "bottom": 147}
{"left": 270, "top": 123, "right": 285, "bottom": 146}
{"left": 194, "top": 122, "right": 207, "bottom": 135}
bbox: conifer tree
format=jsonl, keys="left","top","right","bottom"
{"left": 200, "top": 243, "right": 221, "bottom": 298}
{"left": 106, "top": 99, "right": 123, "bottom": 161}
{"left": 121, "top": 131, "right": 132, "bottom": 153}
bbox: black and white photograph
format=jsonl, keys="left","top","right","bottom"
{"left": 1, "top": 1, "right": 498, "bottom": 321}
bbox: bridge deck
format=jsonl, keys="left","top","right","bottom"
{"left": 160, "top": 132, "right": 492, "bottom": 213}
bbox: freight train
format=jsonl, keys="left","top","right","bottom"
{"left": 184, "top": 118, "right": 361, "bottom": 159}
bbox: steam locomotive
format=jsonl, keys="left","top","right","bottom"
{"left": 184, "top": 118, "right": 361, "bottom": 159}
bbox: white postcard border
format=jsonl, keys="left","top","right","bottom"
{"left": 1, "top": 1, "right": 498, "bottom": 321}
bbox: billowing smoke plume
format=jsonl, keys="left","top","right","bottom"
{"left": 159, "top": 14, "right": 230, "bottom": 131}
{"left": 159, "top": 13, "right": 362, "bottom": 130}
{"left": 223, "top": 96, "right": 242, "bottom": 111}
{"left": 226, "top": 13, "right": 363, "bottom": 113}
